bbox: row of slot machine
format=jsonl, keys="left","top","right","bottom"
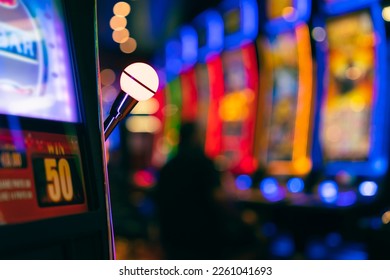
{"left": 141, "top": 0, "right": 390, "bottom": 258}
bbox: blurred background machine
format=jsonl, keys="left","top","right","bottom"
{"left": 107, "top": 0, "right": 390, "bottom": 260}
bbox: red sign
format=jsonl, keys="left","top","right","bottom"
{"left": 0, "top": 129, "right": 88, "bottom": 225}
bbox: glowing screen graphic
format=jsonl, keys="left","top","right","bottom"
{"left": 320, "top": 11, "right": 375, "bottom": 161}
{"left": 0, "top": 0, "right": 79, "bottom": 122}
{"left": 266, "top": 30, "right": 299, "bottom": 161}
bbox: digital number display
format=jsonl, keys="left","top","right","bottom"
{"left": 32, "top": 156, "right": 84, "bottom": 207}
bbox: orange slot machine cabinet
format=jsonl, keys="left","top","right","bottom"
{"left": 253, "top": 0, "right": 314, "bottom": 202}
{"left": 0, "top": 0, "right": 114, "bottom": 259}
{"left": 192, "top": 9, "right": 224, "bottom": 159}
{"left": 217, "top": 0, "right": 259, "bottom": 185}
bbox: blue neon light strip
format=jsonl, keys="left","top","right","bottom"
{"left": 165, "top": 38, "right": 182, "bottom": 82}
{"left": 193, "top": 9, "right": 224, "bottom": 63}
{"left": 165, "top": 26, "right": 198, "bottom": 79}
{"left": 315, "top": 1, "right": 388, "bottom": 177}
{"left": 219, "top": 0, "right": 258, "bottom": 50}
{"left": 264, "top": 0, "right": 312, "bottom": 34}
{"left": 321, "top": 0, "right": 378, "bottom": 15}
{"left": 180, "top": 25, "right": 197, "bottom": 70}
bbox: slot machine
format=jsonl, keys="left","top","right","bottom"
{"left": 178, "top": 26, "right": 198, "bottom": 123}
{"left": 308, "top": 0, "right": 389, "bottom": 259}
{"left": 314, "top": 0, "right": 388, "bottom": 208}
{"left": 0, "top": 0, "right": 113, "bottom": 259}
{"left": 253, "top": 0, "right": 314, "bottom": 202}
{"left": 162, "top": 26, "right": 198, "bottom": 160}
{"left": 192, "top": 9, "right": 224, "bottom": 159}
{"left": 217, "top": 0, "right": 259, "bottom": 177}
{"left": 161, "top": 38, "right": 183, "bottom": 160}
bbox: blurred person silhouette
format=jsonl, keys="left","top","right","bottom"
{"left": 154, "top": 121, "right": 259, "bottom": 260}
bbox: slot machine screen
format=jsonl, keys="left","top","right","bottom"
{"left": 0, "top": 0, "right": 88, "bottom": 225}
{"left": 220, "top": 49, "right": 254, "bottom": 167}
{"left": 264, "top": 30, "right": 299, "bottom": 162}
{"left": 266, "top": 0, "right": 294, "bottom": 20}
{"left": 223, "top": 8, "right": 240, "bottom": 35}
{"left": 320, "top": 11, "right": 375, "bottom": 161}
{"left": 219, "top": 0, "right": 259, "bottom": 173}
{"left": 0, "top": 0, "right": 79, "bottom": 122}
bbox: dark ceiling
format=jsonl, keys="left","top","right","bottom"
{"left": 97, "top": 0, "right": 221, "bottom": 70}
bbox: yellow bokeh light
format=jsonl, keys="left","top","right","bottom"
{"left": 219, "top": 91, "right": 252, "bottom": 122}
{"left": 120, "top": 37, "right": 137, "bottom": 54}
{"left": 100, "top": 68, "right": 116, "bottom": 86}
{"left": 382, "top": 211, "right": 390, "bottom": 224}
{"left": 282, "top": 7, "right": 297, "bottom": 22}
{"left": 125, "top": 116, "right": 161, "bottom": 133}
{"left": 382, "top": 6, "right": 390, "bottom": 22}
{"left": 112, "top": 28, "right": 129, "bottom": 43}
{"left": 110, "top": 15, "right": 127, "bottom": 31}
{"left": 131, "top": 97, "right": 159, "bottom": 115}
{"left": 113, "top": 1, "right": 131, "bottom": 17}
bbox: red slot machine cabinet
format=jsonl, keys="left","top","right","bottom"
{"left": 253, "top": 0, "right": 314, "bottom": 202}
{"left": 217, "top": 0, "right": 259, "bottom": 179}
{"left": 192, "top": 9, "right": 224, "bottom": 159}
{"left": 0, "top": 0, "right": 113, "bottom": 259}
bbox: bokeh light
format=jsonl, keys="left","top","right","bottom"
{"left": 110, "top": 16, "right": 127, "bottom": 31}
{"left": 113, "top": 1, "right": 131, "bottom": 17}
{"left": 112, "top": 29, "right": 130, "bottom": 43}
{"left": 100, "top": 68, "right": 116, "bottom": 86}
{"left": 120, "top": 37, "right": 137, "bottom": 54}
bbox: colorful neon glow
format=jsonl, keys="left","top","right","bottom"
{"left": 218, "top": 0, "right": 259, "bottom": 174}
{"left": 0, "top": 0, "right": 79, "bottom": 122}
{"left": 318, "top": 180, "right": 338, "bottom": 203}
{"left": 255, "top": 24, "right": 312, "bottom": 176}
{"left": 358, "top": 181, "right": 378, "bottom": 196}
{"left": 264, "top": 0, "right": 311, "bottom": 34}
{"left": 315, "top": 1, "right": 388, "bottom": 177}
{"left": 321, "top": 11, "right": 374, "bottom": 161}
{"left": 220, "top": 44, "right": 258, "bottom": 174}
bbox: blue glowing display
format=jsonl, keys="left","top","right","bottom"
{"left": 287, "top": 178, "right": 305, "bottom": 193}
{"left": 260, "top": 177, "right": 284, "bottom": 202}
{"left": 358, "top": 181, "right": 378, "bottom": 197}
{"left": 318, "top": 180, "right": 338, "bottom": 203}
{"left": 235, "top": 174, "right": 252, "bottom": 190}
